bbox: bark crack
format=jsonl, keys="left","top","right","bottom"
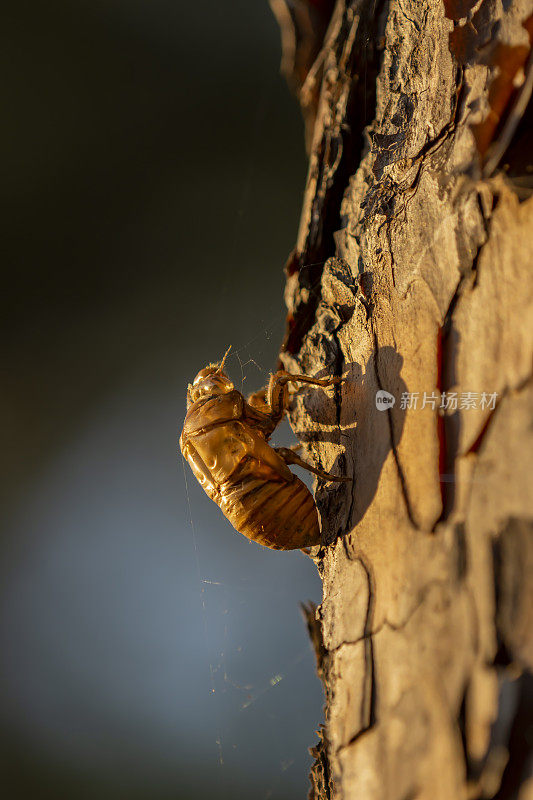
{"left": 282, "top": 0, "right": 387, "bottom": 356}
{"left": 334, "top": 553, "right": 376, "bottom": 755}
{"left": 328, "top": 577, "right": 452, "bottom": 656}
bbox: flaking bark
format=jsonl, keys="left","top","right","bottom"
{"left": 272, "top": 1, "right": 533, "bottom": 798}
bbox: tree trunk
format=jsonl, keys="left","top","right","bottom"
{"left": 270, "top": 1, "right": 533, "bottom": 798}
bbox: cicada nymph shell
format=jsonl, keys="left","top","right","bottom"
{"left": 180, "top": 350, "right": 349, "bottom": 550}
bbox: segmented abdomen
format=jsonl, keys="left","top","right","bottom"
{"left": 218, "top": 457, "right": 320, "bottom": 550}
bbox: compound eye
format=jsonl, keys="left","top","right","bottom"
{"left": 192, "top": 370, "right": 209, "bottom": 386}
{"left": 193, "top": 378, "right": 220, "bottom": 399}
{"left": 199, "top": 379, "right": 215, "bottom": 395}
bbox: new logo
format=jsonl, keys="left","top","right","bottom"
{"left": 375, "top": 390, "right": 396, "bottom": 411}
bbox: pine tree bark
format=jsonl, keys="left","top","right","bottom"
{"left": 271, "top": 2, "right": 533, "bottom": 799}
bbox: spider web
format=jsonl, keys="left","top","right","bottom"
{"left": 176, "top": 32, "right": 331, "bottom": 792}
{"left": 180, "top": 266, "right": 328, "bottom": 796}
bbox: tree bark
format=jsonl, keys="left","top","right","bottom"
{"left": 271, "top": 1, "right": 533, "bottom": 799}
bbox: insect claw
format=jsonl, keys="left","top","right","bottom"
{"left": 329, "top": 374, "right": 348, "bottom": 385}
{"left": 318, "top": 473, "right": 352, "bottom": 483}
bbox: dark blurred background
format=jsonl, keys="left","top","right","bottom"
{"left": 1, "top": 2, "right": 324, "bottom": 798}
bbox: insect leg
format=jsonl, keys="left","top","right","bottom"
{"left": 266, "top": 370, "right": 343, "bottom": 427}
{"left": 275, "top": 447, "right": 351, "bottom": 482}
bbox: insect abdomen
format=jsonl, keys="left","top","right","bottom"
{"left": 218, "top": 458, "right": 320, "bottom": 550}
